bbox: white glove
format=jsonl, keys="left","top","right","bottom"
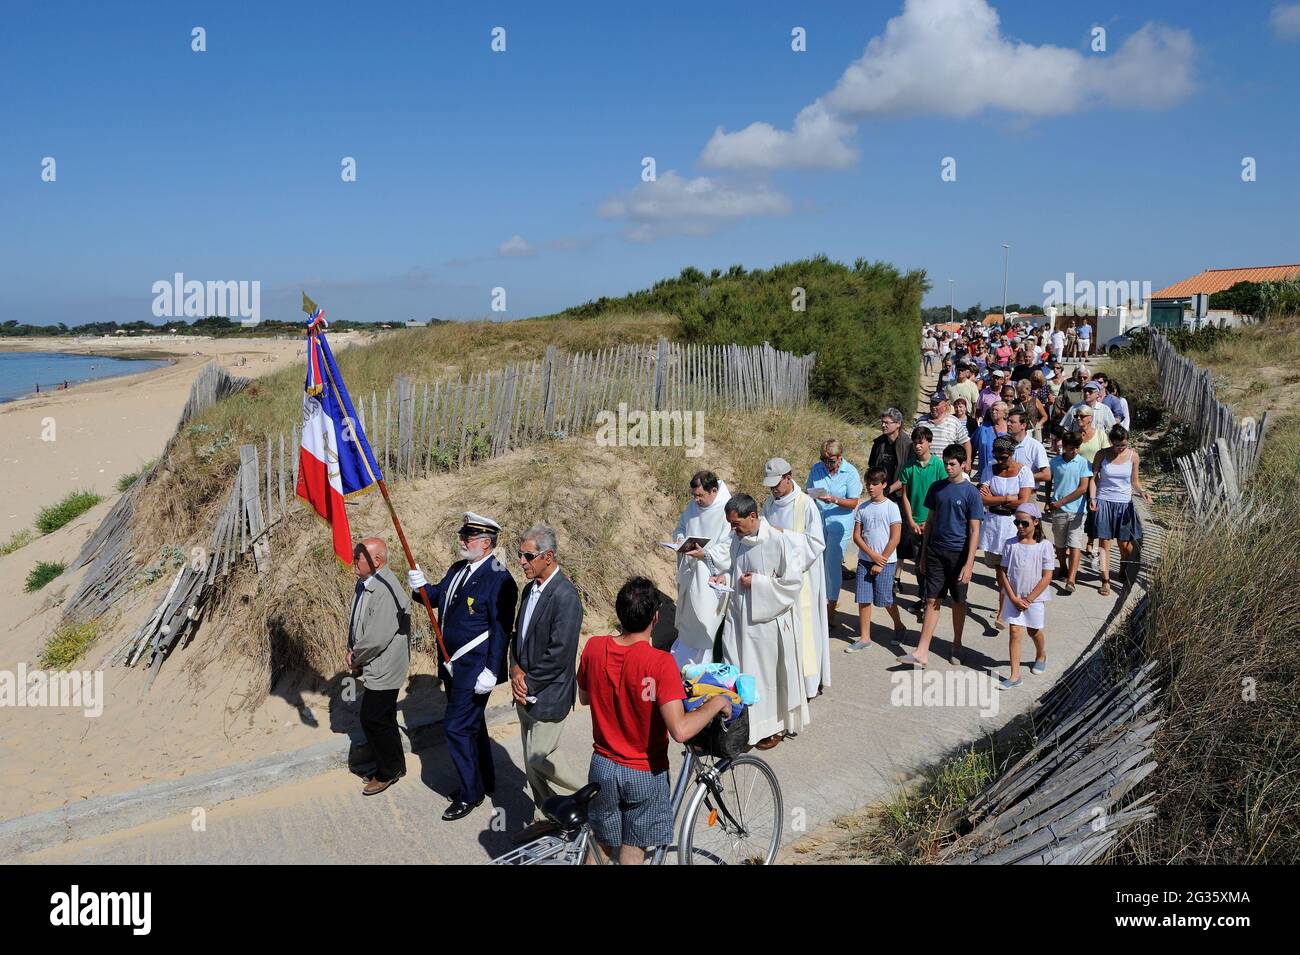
{"left": 473, "top": 667, "right": 496, "bottom": 695}
{"left": 408, "top": 566, "right": 428, "bottom": 590}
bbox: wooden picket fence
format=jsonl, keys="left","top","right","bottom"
{"left": 1149, "top": 332, "right": 1271, "bottom": 516}
{"left": 336, "top": 338, "right": 814, "bottom": 481}
{"left": 79, "top": 338, "right": 815, "bottom": 681}
{"left": 943, "top": 596, "right": 1159, "bottom": 864}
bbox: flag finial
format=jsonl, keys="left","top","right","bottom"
{"left": 302, "top": 291, "right": 318, "bottom": 316}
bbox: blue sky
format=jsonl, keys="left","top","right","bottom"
{"left": 2, "top": 0, "right": 1298, "bottom": 325}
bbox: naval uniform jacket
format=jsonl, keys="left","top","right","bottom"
{"left": 414, "top": 556, "right": 518, "bottom": 690}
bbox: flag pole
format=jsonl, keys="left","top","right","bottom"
{"left": 373, "top": 477, "right": 449, "bottom": 664}
{"left": 309, "top": 321, "right": 450, "bottom": 664}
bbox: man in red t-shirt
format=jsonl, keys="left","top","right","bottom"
{"left": 577, "top": 576, "right": 732, "bottom": 864}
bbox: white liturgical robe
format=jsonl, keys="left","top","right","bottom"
{"left": 669, "top": 479, "right": 732, "bottom": 668}
{"left": 716, "top": 518, "right": 811, "bottom": 744}
{"left": 763, "top": 486, "right": 830, "bottom": 697}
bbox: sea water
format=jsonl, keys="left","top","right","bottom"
{"left": 0, "top": 352, "right": 169, "bottom": 402}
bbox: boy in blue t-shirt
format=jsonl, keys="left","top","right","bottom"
{"left": 902, "top": 445, "right": 984, "bottom": 668}
{"left": 1046, "top": 432, "right": 1092, "bottom": 594}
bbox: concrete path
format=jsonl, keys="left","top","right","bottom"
{"left": 16, "top": 366, "right": 1132, "bottom": 864}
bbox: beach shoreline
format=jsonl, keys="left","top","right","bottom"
{"left": 0, "top": 333, "right": 363, "bottom": 541}
{"left": 0, "top": 354, "right": 178, "bottom": 405}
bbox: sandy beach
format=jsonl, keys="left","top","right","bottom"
{"left": 0, "top": 334, "right": 366, "bottom": 541}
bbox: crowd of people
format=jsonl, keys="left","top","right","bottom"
{"left": 341, "top": 315, "right": 1152, "bottom": 862}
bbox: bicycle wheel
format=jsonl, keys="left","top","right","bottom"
{"left": 678, "top": 754, "right": 782, "bottom": 865}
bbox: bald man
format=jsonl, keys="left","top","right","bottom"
{"left": 347, "top": 537, "right": 412, "bottom": 795}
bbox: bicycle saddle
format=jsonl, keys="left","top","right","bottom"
{"left": 543, "top": 782, "right": 600, "bottom": 831}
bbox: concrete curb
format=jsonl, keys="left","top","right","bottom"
{"left": 0, "top": 701, "right": 521, "bottom": 860}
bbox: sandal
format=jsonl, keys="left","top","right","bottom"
{"left": 755, "top": 734, "right": 782, "bottom": 751}
{"left": 1098, "top": 575, "right": 1111, "bottom": 596}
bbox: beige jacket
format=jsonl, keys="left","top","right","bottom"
{"left": 347, "top": 565, "right": 411, "bottom": 691}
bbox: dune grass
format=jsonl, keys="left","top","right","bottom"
{"left": 115, "top": 460, "right": 155, "bottom": 492}
{"left": 34, "top": 490, "right": 103, "bottom": 534}
{"left": 1105, "top": 336, "right": 1300, "bottom": 863}
{"left": 0, "top": 528, "right": 34, "bottom": 557}
{"left": 840, "top": 745, "right": 1000, "bottom": 864}
{"left": 38, "top": 619, "right": 100, "bottom": 670}
{"left": 24, "top": 560, "right": 65, "bottom": 593}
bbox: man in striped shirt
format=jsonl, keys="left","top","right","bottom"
{"left": 914, "top": 392, "right": 971, "bottom": 468}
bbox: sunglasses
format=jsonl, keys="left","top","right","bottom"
{"left": 1014, "top": 519, "right": 1033, "bottom": 528}
{"left": 518, "top": 551, "right": 543, "bottom": 562}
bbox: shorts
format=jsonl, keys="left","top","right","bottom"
{"left": 855, "top": 559, "right": 897, "bottom": 606}
{"left": 1001, "top": 595, "right": 1046, "bottom": 630}
{"left": 897, "top": 520, "right": 921, "bottom": 562}
{"left": 1051, "top": 509, "right": 1086, "bottom": 549}
{"left": 923, "top": 546, "right": 970, "bottom": 604}
{"left": 587, "top": 753, "right": 672, "bottom": 849}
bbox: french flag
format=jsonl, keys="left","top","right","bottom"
{"left": 296, "top": 303, "right": 382, "bottom": 563}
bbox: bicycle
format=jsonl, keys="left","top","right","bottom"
{"left": 488, "top": 738, "right": 783, "bottom": 865}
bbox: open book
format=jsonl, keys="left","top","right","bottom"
{"left": 658, "top": 537, "right": 710, "bottom": 554}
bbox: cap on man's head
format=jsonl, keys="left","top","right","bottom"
{"left": 929, "top": 391, "right": 947, "bottom": 405}
{"left": 1084, "top": 381, "right": 1103, "bottom": 392}
{"left": 458, "top": 511, "right": 501, "bottom": 538}
{"left": 762, "top": 457, "right": 793, "bottom": 487}
{"left": 991, "top": 368, "right": 1006, "bottom": 378}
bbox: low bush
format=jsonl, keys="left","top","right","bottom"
{"left": 38, "top": 619, "right": 100, "bottom": 670}
{"left": 24, "top": 560, "right": 65, "bottom": 592}
{"left": 0, "top": 528, "right": 34, "bottom": 556}
{"left": 35, "top": 490, "right": 103, "bottom": 534}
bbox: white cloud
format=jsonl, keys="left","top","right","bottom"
{"left": 701, "top": 101, "right": 858, "bottom": 171}
{"left": 497, "top": 234, "right": 536, "bottom": 257}
{"left": 700, "top": 0, "right": 1195, "bottom": 170}
{"left": 1270, "top": 3, "right": 1300, "bottom": 39}
{"left": 597, "top": 171, "right": 792, "bottom": 242}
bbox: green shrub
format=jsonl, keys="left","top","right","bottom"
{"left": 0, "top": 528, "right": 34, "bottom": 556}
{"left": 541, "top": 257, "right": 929, "bottom": 423}
{"left": 24, "top": 560, "right": 65, "bottom": 592}
{"left": 38, "top": 619, "right": 100, "bottom": 670}
{"left": 34, "top": 490, "right": 103, "bottom": 534}
{"left": 1208, "top": 279, "right": 1300, "bottom": 320}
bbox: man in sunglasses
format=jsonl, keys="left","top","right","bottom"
{"left": 407, "top": 512, "right": 518, "bottom": 820}
{"left": 509, "top": 524, "right": 586, "bottom": 843}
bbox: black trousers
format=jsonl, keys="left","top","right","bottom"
{"left": 359, "top": 687, "right": 405, "bottom": 782}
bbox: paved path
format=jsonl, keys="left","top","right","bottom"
{"left": 20, "top": 365, "right": 1131, "bottom": 864}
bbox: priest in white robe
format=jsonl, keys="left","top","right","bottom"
{"left": 710, "top": 493, "right": 810, "bottom": 750}
{"left": 668, "top": 470, "right": 732, "bottom": 669}
{"left": 760, "top": 457, "right": 830, "bottom": 699}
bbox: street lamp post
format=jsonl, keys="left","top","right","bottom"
{"left": 948, "top": 279, "right": 954, "bottom": 323}
{"left": 1001, "top": 244, "right": 1010, "bottom": 328}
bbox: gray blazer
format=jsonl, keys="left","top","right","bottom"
{"left": 348, "top": 565, "right": 411, "bottom": 692}
{"left": 510, "top": 569, "right": 583, "bottom": 722}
